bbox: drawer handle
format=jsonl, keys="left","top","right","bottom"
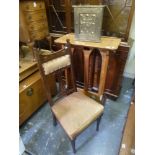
{"left": 26, "top": 88, "right": 33, "bottom": 96}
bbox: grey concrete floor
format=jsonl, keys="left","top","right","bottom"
{"left": 20, "top": 77, "right": 134, "bottom": 155}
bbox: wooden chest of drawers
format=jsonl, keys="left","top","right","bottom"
{"left": 21, "top": 1, "right": 46, "bottom": 11}
{"left": 20, "top": 0, "right": 49, "bottom": 42}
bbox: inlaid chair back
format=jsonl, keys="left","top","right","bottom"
{"left": 34, "top": 40, "right": 77, "bottom": 107}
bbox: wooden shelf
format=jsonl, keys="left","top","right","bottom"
{"left": 19, "top": 60, "right": 38, "bottom": 82}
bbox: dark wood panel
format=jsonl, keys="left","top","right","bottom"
{"left": 71, "top": 43, "right": 130, "bottom": 100}
{"left": 72, "top": 46, "right": 84, "bottom": 85}
{"left": 65, "top": 0, "right": 72, "bottom": 33}
{"left": 104, "top": 43, "right": 129, "bottom": 100}
{"left": 88, "top": 49, "right": 102, "bottom": 92}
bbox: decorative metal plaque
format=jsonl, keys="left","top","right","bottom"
{"left": 73, "top": 5, "right": 105, "bottom": 42}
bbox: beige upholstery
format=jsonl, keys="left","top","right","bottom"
{"left": 52, "top": 91, "right": 104, "bottom": 140}
{"left": 42, "top": 54, "right": 71, "bottom": 75}
{"left": 40, "top": 49, "right": 52, "bottom": 55}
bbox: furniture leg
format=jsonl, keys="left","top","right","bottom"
{"left": 71, "top": 138, "right": 76, "bottom": 153}
{"left": 52, "top": 113, "right": 57, "bottom": 126}
{"left": 96, "top": 115, "right": 102, "bottom": 131}
{"left": 46, "top": 35, "right": 52, "bottom": 51}
{"left": 101, "top": 93, "right": 107, "bottom": 106}
{"left": 25, "top": 150, "right": 34, "bottom": 155}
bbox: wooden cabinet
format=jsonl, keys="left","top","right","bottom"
{"left": 55, "top": 33, "right": 126, "bottom": 101}
{"left": 20, "top": 71, "right": 45, "bottom": 125}
{"left": 45, "top": 0, "right": 71, "bottom": 33}
{"left": 19, "top": 71, "right": 57, "bottom": 125}
{"left": 20, "top": 0, "right": 51, "bottom": 59}
{"left": 21, "top": 1, "right": 46, "bottom": 11}
{"left": 20, "top": 0, "right": 49, "bottom": 42}
{"left": 19, "top": 3, "right": 30, "bottom": 43}
{"left": 105, "top": 43, "right": 130, "bottom": 100}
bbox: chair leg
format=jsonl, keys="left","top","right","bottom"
{"left": 71, "top": 138, "right": 76, "bottom": 153}
{"left": 96, "top": 116, "right": 102, "bottom": 131}
{"left": 101, "top": 93, "right": 107, "bottom": 106}
{"left": 52, "top": 113, "right": 57, "bottom": 126}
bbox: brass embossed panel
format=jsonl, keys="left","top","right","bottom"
{"left": 73, "top": 5, "right": 105, "bottom": 42}
{"left": 79, "top": 13, "right": 96, "bottom": 35}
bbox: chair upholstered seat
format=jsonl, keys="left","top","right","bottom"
{"left": 52, "top": 91, "right": 104, "bottom": 140}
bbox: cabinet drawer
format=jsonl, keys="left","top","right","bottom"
{"left": 25, "top": 11, "right": 47, "bottom": 22}
{"left": 30, "top": 29, "right": 49, "bottom": 40}
{"left": 19, "top": 71, "right": 56, "bottom": 125}
{"left": 21, "top": 1, "right": 45, "bottom": 12}
{"left": 28, "top": 20, "right": 48, "bottom": 32}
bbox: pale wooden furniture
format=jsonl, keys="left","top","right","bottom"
{"left": 55, "top": 33, "right": 121, "bottom": 50}
{"left": 20, "top": 0, "right": 49, "bottom": 41}
{"left": 35, "top": 40, "right": 104, "bottom": 153}
{"left": 119, "top": 97, "right": 135, "bottom": 155}
{"left": 19, "top": 47, "right": 57, "bottom": 125}
{"left": 19, "top": 0, "right": 51, "bottom": 60}
{"left": 19, "top": 58, "right": 38, "bottom": 82}
{"left": 54, "top": 33, "right": 123, "bottom": 101}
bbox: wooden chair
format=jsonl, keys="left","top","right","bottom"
{"left": 34, "top": 40, "right": 104, "bottom": 153}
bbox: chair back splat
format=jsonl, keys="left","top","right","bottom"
{"left": 35, "top": 39, "right": 77, "bottom": 107}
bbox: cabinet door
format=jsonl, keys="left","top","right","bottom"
{"left": 104, "top": 45, "right": 129, "bottom": 100}
{"left": 19, "top": 71, "right": 56, "bottom": 125}
{"left": 46, "top": 0, "right": 67, "bottom": 33}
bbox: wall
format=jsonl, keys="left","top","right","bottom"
{"left": 123, "top": 13, "right": 135, "bottom": 79}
